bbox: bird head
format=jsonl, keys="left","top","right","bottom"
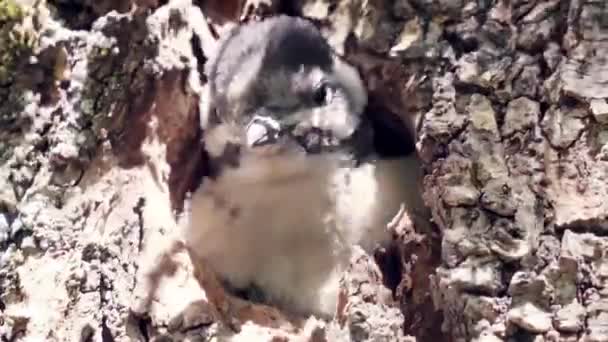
{"left": 204, "top": 16, "right": 372, "bottom": 164}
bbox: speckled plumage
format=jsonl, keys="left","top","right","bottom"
{"left": 184, "top": 15, "right": 423, "bottom": 318}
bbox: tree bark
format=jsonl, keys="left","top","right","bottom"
{"left": 1, "top": 0, "right": 607, "bottom": 341}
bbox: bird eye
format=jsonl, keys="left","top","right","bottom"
{"left": 313, "top": 83, "right": 331, "bottom": 106}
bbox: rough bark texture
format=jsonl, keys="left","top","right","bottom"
{"left": 0, "top": 0, "right": 607, "bottom": 341}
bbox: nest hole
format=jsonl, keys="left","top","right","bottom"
{"left": 364, "top": 99, "right": 417, "bottom": 158}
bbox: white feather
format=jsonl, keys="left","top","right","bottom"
{"left": 183, "top": 153, "right": 419, "bottom": 317}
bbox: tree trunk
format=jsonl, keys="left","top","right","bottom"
{"left": 1, "top": 0, "right": 607, "bottom": 341}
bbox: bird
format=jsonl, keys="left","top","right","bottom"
{"left": 181, "top": 15, "right": 426, "bottom": 318}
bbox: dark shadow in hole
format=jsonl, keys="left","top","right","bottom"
{"left": 48, "top": 1, "right": 96, "bottom": 30}
{"left": 363, "top": 93, "right": 446, "bottom": 340}
{"left": 79, "top": 323, "right": 95, "bottom": 342}
{"left": 364, "top": 97, "right": 417, "bottom": 159}
{"left": 101, "top": 316, "right": 115, "bottom": 342}
{"left": 509, "top": 329, "right": 537, "bottom": 342}
{"left": 374, "top": 240, "right": 403, "bottom": 296}
{"left": 364, "top": 94, "right": 421, "bottom": 299}
{"left": 221, "top": 281, "right": 268, "bottom": 306}
{"left": 190, "top": 33, "right": 208, "bottom": 84}
{"left": 278, "top": 0, "right": 302, "bottom": 16}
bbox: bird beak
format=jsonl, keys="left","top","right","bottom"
{"left": 245, "top": 115, "right": 283, "bottom": 147}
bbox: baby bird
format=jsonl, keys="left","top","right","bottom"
{"left": 183, "top": 15, "right": 422, "bottom": 318}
